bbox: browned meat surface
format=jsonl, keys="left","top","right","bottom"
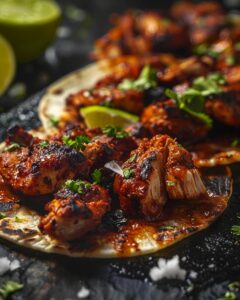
{"left": 84, "top": 133, "right": 137, "bottom": 171}
{"left": 0, "top": 127, "right": 88, "bottom": 196}
{"left": 170, "top": 1, "right": 225, "bottom": 45}
{"left": 205, "top": 87, "right": 240, "bottom": 127}
{"left": 67, "top": 86, "right": 144, "bottom": 115}
{"left": 92, "top": 11, "right": 189, "bottom": 60}
{"left": 114, "top": 135, "right": 206, "bottom": 220}
{"left": 141, "top": 100, "right": 209, "bottom": 144}
{"left": 157, "top": 56, "right": 214, "bottom": 86}
{"left": 39, "top": 181, "right": 110, "bottom": 241}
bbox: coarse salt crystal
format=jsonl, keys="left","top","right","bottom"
{"left": 77, "top": 286, "right": 90, "bottom": 299}
{"left": 149, "top": 255, "right": 187, "bottom": 281}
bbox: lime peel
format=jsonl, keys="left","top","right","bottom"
{"left": 80, "top": 106, "right": 139, "bottom": 129}
{"left": 0, "top": 34, "right": 15, "bottom": 96}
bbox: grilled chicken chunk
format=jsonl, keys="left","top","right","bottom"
{"left": 141, "top": 100, "right": 209, "bottom": 144}
{"left": 0, "top": 126, "right": 88, "bottom": 196}
{"left": 157, "top": 56, "right": 214, "bottom": 86}
{"left": 39, "top": 181, "right": 110, "bottom": 241}
{"left": 67, "top": 86, "right": 144, "bottom": 115}
{"left": 92, "top": 11, "right": 188, "bottom": 60}
{"left": 84, "top": 133, "right": 137, "bottom": 171}
{"left": 114, "top": 135, "right": 206, "bottom": 220}
{"left": 165, "top": 139, "right": 206, "bottom": 200}
{"left": 170, "top": 1, "right": 225, "bottom": 45}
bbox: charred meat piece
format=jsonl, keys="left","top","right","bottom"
{"left": 114, "top": 136, "right": 168, "bottom": 220}
{"left": 170, "top": 1, "right": 225, "bottom": 45}
{"left": 39, "top": 180, "right": 110, "bottom": 241}
{"left": 158, "top": 56, "right": 214, "bottom": 86}
{"left": 114, "top": 135, "right": 206, "bottom": 220}
{"left": 67, "top": 86, "right": 144, "bottom": 115}
{"left": 92, "top": 11, "right": 189, "bottom": 60}
{"left": 205, "top": 86, "right": 240, "bottom": 127}
{"left": 0, "top": 128, "right": 88, "bottom": 196}
{"left": 165, "top": 139, "right": 206, "bottom": 200}
{"left": 141, "top": 100, "right": 209, "bottom": 144}
{"left": 84, "top": 133, "right": 137, "bottom": 171}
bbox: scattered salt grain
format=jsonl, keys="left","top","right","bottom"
{"left": 149, "top": 255, "right": 187, "bottom": 281}
{"left": 0, "top": 257, "right": 11, "bottom": 275}
{"left": 0, "top": 257, "right": 20, "bottom": 275}
{"left": 77, "top": 286, "right": 90, "bottom": 299}
{"left": 189, "top": 271, "right": 198, "bottom": 279}
{"left": 10, "top": 259, "right": 20, "bottom": 271}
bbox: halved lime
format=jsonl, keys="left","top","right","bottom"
{"left": 0, "top": 0, "right": 61, "bottom": 62}
{"left": 0, "top": 34, "right": 15, "bottom": 96}
{"left": 80, "top": 106, "right": 139, "bottom": 129}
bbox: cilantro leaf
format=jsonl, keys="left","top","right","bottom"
{"left": 39, "top": 141, "right": 49, "bottom": 148}
{"left": 118, "top": 65, "right": 158, "bottom": 91}
{"left": 0, "top": 281, "right": 23, "bottom": 299}
{"left": 4, "top": 142, "right": 21, "bottom": 152}
{"left": 164, "top": 73, "right": 226, "bottom": 127}
{"left": 91, "top": 169, "right": 102, "bottom": 184}
{"left": 49, "top": 116, "right": 59, "bottom": 127}
{"left": 102, "top": 125, "right": 129, "bottom": 139}
{"left": 123, "top": 168, "right": 134, "bottom": 179}
{"left": 62, "top": 135, "right": 90, "bottom": 151}
{"left": 65, "top": 179, "right": 91, "bottom": 194}
{"left": 193, "top": 43, "right": 220, "bottom": 58}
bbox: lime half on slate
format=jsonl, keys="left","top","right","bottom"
{"left": 0, "top": 34, "right": 15, "bottom": 96}
{"left": 0, "top": 0, "right": 61, "bottom": 62}
{"left": 80, "top": 106, "right": 139, "bottom": 129}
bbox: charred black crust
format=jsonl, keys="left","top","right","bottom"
{"left": 40, "top": 143, "right": 85, "bottom": 165}
{"left": 140, "top": 153, "right": 157, "bottom": 179}
{"left": 68, "top": 198, "right": 92, "bottom": 218}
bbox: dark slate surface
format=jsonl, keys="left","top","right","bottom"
{"left": 1, "top": 1, "right": 240, "bottom": 299}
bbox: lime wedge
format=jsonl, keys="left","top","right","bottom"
{"left": 0, "top": 0, "right": 61, "bottom": 62}
{"left": 80, "top": 106, "right": 139, "bottom": 129}
{"left": 0, "top": 34, "right": 15, "bottom": 96}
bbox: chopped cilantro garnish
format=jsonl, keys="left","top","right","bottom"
{"left": 231, "top": 224, "right": 240, "bottom": 236}
{"left": 123, "top": 168, "right": 134, "bottom": 179}
{"left": 102, "top": 125, "right": 129, "bottom": 139}
{"left": 218, "top": 291, "right": 237, "bottom": 300}
{"left": 228, "top": 282, "right": 240, "bottom": 290}
{"left": 0, "top": 281, "right": 23, "bottom": 299}
{"left": 15, "top": 216, "right": 22, "bottom": 223}
{"left": 49, "top": 116, "right": 59, "bottom": 127}
{"left": 159, "top": 225, "right": 176, "bottom": 231}
{"left": 39, "top": 141, "right": 49, "bottom": 148}
{"left": 62, "top": 135, "right": 90, "bottom": 151}
{"left": 193, "top": 43, "right": 220, "bottom": 58}
{"left": 65, "top": 179, "right": 91, "bottom": 194}
{"left": 0, "top": 213, "right": 6, "bottom": 219}
{"left": 226, "top": 55, "right": 236, "bottom": 66}
{"left": 165, "top": 88, "right": 213, "bottom": 127}
{"left": 231, "top": 139, "right": 240, "bottom": 147}
{"left": 128, "top": 153, "right": 137, "bottom": 163}
{"left": 4, "top": 142, "right": 21, "bottom": 152}
{"left": 91, "top": 169, "right": 102, "bottom": 184}
{"left": 166, "top": 180, "right": 175, "bottom": 187}
{"left": 118, "top": 65, "right": 158, "bottom": 91}
{"left": 165, "top": 73, "right": 226, "bottom": 127}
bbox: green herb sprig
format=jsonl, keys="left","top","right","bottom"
{"left": 4, "top": 142, "right": 21, "bottom": 152}
{"left": 0, "top": 281, "right": 23, "bottom": 299}
{"left": 165, "top": 72, "right": 226, "bottom": 127}
{"left": 62, "top": 135, "right": 90, "bottom": 151}
{"left": 91, "top": 169, "right": 102, "bottom": 184}
{"left": 65, "top": 179, "right": 91, "bottom": 194}
{"left": 102, "top": 125, "right": 129, "bottom": 139}
{"left": 118, "top": 65, "right": 158, "bottom": 91}
{"left": 123, "top": 168, "right": 134, "bottom": 179}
